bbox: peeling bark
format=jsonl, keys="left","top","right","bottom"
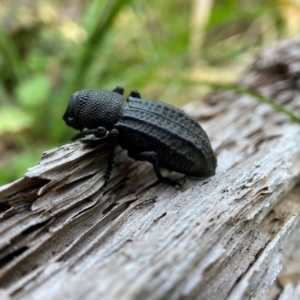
{"left": 1, "top": 37, "right": 300, "bottom": 300}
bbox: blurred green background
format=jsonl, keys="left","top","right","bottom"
{"left": 0, "top": 0, "right": 299, "bottom": 185}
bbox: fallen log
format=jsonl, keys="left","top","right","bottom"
{"left": 1, "top": 37, "right": 300, "bottom": 300}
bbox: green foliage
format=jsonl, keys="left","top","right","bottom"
{"left": 16, "top": 75, "right": 51, "bottom": 108}
{"left": 0, "top": 106, "right": 33, "bottom": 135}
{"left": 0, "top": 0, "right": 295, "bottom": 185}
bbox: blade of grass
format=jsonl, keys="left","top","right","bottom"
{"left": 0, "top": 26, "right": 24, "bottom": 83}
{"left": 66, "top": 0, "right": 134, "bottom": 95}
{"left": 178, "top": 78, "right": 300, "bottom": 124}
{"left": 51, "top": 0, "right": 134, "bottom": 143}
{"left": 212, "top": 82, "right": 300, "bottom": 124}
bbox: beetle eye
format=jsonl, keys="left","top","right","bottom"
{"left": 68, "top": 117, "right": 74, "bottom": 124}
{"left": 66, "top": 117, "right": 81, "bottom": 130}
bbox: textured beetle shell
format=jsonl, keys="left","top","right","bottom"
{"left": 73, "top": 89, "right": 124, "bottom": 130}
{"left": 115, "top": 97, "right": 217, "bottom": 176}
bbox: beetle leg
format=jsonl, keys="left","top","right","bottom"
{"left": 128, "top": 151, "right": 181, "bottom": 187}
{"left": 71, "top": 127, "right": 107, "bottom": 141}
{"left": 95, "top": 127, "right": 108, "bottom": 138}
{"left": 129, "top": 90, "right": 141, "bottom": 98}
{"left": 104, "top": 129, "right": 119, "bottom": 186}
{"left": 112, "top": 86, "right": 124, "bottom": 95}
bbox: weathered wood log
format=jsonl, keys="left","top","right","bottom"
{"left": 1, "top": 37, "right": 300, "bottom": 300}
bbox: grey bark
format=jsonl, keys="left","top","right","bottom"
{"left": 1, "top": 37, "right": 300, "bottom": 300}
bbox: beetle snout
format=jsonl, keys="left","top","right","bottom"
{"left": 66, "top": 116, "right": 75, "bottom": 126}
{"left": 62, "top": 91, "right": 83, "bottom": 130}
{"left": 63, "top": 114, "right": 81, "bottom": 130}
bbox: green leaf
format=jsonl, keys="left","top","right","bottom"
{"left": 0, "top": 106, "right": 33, "bottom": 134}
{"left": 16, "top": 75, "right": 51, "bottom": 108}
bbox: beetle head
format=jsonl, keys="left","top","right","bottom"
{"left": 63, "top": 91, "right": 82, "bottom": 130}
{"left": 63, "top": 89, "right": 124, "bottom": 131}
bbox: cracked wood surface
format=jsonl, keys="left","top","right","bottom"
{"left": 1, "top": 37, "right": 300, "bottom": 300}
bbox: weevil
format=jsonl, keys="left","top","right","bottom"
{"left": 63, "top": 86, "right": 217, "bottom": 187}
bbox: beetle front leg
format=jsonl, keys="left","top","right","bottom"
{"left": 103, "top": 128, "right": 119, "bottom": 186}
{"left": 112, "top": 86, "right": 124, "bottom": 95}
{"left": 128, "top": 151, "right": 181, "bottom": 187}
{"left": 71, "top": 126, "right": 107, "bottom": 141}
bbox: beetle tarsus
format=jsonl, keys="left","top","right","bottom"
{"left": 161, "top": 177, "right": 182, "bottom": 188}
{"left": 128, "top": 151, "right": 181, "bottom": 188}
{"left": 71, "top": 131, "right": 83, "bottom": 141}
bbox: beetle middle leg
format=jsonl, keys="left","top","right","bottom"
{"left": 128, "top": 151, "right": 181, "bottom": 187}
{"left": 104, "top": 129, "right": 119, "bottom": 186}
{"left": 129, "top": 90, "right": 141, "bottom": 98}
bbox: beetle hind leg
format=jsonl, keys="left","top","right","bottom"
{"left": 128, "top": 151, "right": 181, "bottom": 188}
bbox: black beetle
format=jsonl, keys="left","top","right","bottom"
{"left": 63, "top": 86, "right": 217, "bottom": 187}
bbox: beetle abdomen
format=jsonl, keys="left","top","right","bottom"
{"left": 115, "top": 97, "right": 216, "bottom": 176}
